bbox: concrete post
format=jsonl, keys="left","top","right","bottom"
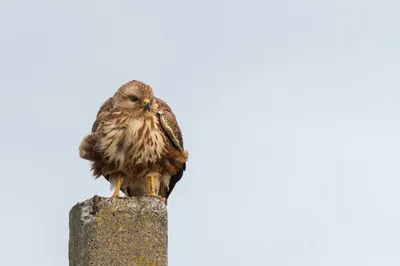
{"left": 69, "top": 196, "right": 167, "bottom": 266}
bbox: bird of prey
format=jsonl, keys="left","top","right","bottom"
{"left": 79, "top": 80, "right": 189, "bottom": 204}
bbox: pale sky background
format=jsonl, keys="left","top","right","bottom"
{"left": 1, "top": 0, "right": 400, "bottom": 265}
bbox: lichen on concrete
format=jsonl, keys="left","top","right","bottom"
{"left": 69, "top": 196, "right": 167, "bottom": 266}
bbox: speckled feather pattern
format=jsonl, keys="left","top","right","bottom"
{"left": 79, "top": 80, "right": 188, "bottom": 200}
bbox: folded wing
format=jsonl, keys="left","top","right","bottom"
{"left": 155, "top": 97, "right": 187, "bottom": 198}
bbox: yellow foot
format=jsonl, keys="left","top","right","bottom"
{"left": 112, "top": 176, "right": 123, "bottom": 197}
{"left": 148, "top": 175, "right": 157, "bottom": 196}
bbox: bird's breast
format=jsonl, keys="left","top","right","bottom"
{"left": 100, "top": 116, "right": 166, "bottom": 170}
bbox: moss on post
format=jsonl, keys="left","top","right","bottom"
{"left": 69, "top": 196, "right": 167, "bottom": 266}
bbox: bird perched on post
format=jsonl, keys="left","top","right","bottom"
{"left": 79, "top": 80, "right": 189, "bottom": 204}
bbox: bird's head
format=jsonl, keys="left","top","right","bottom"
{"left": 114, "top": 80, "right": 156, "bottom": 114}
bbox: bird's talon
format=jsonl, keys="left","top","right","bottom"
{"left": 160, "top": 198, "right": 167, "bottom": 205}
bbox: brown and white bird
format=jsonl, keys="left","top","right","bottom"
{"left": 79, "top": 80, "right": 189, "bottom": 204}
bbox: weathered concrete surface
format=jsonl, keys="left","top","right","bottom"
{"left": 69, "top": 196, "right": 167, "bottom": 266}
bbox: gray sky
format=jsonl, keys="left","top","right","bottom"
{"left": 1, "top": 0, "right": 400, "bottom": 265}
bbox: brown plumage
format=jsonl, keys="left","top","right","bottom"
{"left": 79, "top": 80, "right": 189, "bottom": 204}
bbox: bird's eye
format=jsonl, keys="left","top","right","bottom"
{"left": 130, "top": 96, "right": 139, "bottom": 102}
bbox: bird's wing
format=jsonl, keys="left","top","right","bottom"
{"left": 156, "top": 97, "right": 184, "bottom": 151}
{"left": 155, "top": 97, "right": 186, "bottom": 198}
{"left": 79, "top": 96, "right": 115, "bottom": 161}
{"left": 91, "top": 96, "right": 115, "bottom": 133}
{"left": 90, "top": 96, "right": 115, "bottom": 182}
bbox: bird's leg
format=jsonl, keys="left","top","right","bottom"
{"left": 112, "top": 176, "right": 123, "bottom": 197}
{"left": 148, "top": 176, "right": 157, "bottom": 196}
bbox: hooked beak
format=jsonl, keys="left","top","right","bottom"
{"left": 143, "top": 98, "right": 152, "bottom": 112}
